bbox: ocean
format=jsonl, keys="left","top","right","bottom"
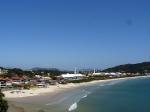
{"left": 8, "top": 77, "right": 150, "bottom": 112}
{"left": 75, "top": 77, "right": 150, "bottom": 112}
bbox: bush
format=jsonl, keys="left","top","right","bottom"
{"left": 24, "top": 84, "right": 31, "bottom": 89}
{"left": 0, "top": 90, "right": 8, "bottom": 112}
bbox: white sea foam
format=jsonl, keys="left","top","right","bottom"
{"left": 82, "top": 94, "right": 88, "bottom": 98}
{"left": 68, "top": 102, "right": 77, "bottom": 111}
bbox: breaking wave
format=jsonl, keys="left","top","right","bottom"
{"left": 68, "top": 102, "right": 77, "bottom": 112}
{"left": 67, "top": 90, "right": 91, "bottom": 111}
{"left": 82, "top": 94, "right": 87, "bottom": 98}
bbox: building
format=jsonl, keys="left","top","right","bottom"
{"left": 11, "top": 76, "right": 25, "bottom": 85}
{"left": 0, "top": 79, "right": 6, "bottom": 88}
{"left": 0, "top": 68, "right": 8, "bottom": 75}
{"left": 104, "top": 72, "right": 122, "bottom": 77}
{"left": 60, "top": 68, "right": 85, "bottom": 81}
{"left": 61, "top": 73, "right": 85, "bottom": 80}
{"left": 36, "top": 82, "right": 48, "bottom": 88}
{"left": 92, "top": 72, "right": 105, "bottom": 76}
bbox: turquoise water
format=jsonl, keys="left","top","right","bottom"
{"left": 75, "top": 77, "right": 150, "bottom": 112}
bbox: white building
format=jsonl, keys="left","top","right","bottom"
{"left": 0, "top": 80, "right": 6, "bottom": 88}
{"left": 92, "top": 72, "right": 104, "bottom": 76}
{"left": 104, "top": 72, "right": 122, "bottom": 77}
{"left": 61, "top": 73, "right": 85, "bottom": 80}
{"left": 60, "top": 68, "right": 85, "bottom": 81}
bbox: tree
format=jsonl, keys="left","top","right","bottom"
{"left": 0, "top": 89, "right": 8, "bottom": 112}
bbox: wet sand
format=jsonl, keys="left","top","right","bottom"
{"left": 8, "top": 102, "right": 25, "bottom": 112}
{"left": 7, "top": 84, "right": 87, "bottom": 112}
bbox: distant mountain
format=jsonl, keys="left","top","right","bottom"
{"left": 31, "top": 67, "right": 59, "bottom": 71}
{"left": 103, "top": 62, "right": 150, "bottom": 73}
{"left": 31, "top": 67, "right": 69, "bottom": 76}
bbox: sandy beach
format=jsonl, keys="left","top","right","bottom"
{"left": 3, "top": 78, "right": 128, "bottom": 98}
{"left": 4, "top": 76, "right": 149, "bottom": 99}
{"left": 3, "top": 76, "right": 150, "bottom": 112}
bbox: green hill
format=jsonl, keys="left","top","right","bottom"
{"left": 103, "top": 62, "right": 150, "bottom": 73}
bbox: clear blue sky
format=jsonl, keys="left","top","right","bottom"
{"left": 0, "top": 0, "right": 150, "bottom": 70}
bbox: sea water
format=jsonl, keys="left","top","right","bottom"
{"left": 75, "top": 77, "right": 150, "bottom": 112}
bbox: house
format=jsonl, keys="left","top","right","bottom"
{"left": 0, "top": 77, "right": 13, "bottom": 88}
{"left": 6, "top": 81, "right": 13, "bottom": 87}
{"left": 36, "top": 82, "right": 47, "bottom": 88}
{"left": 33, "top": 75, "right": 51, "bottom": 87}
{"left": 0, "top": 79, "right": 6, "bottom": 88}
{"left": 36, "top": 79, "right": 48, "bottom": 88}
{"left": 11, "top": 76, "right": 24, "bottom": 85}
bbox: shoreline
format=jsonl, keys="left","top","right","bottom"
{"left": 3, "top": 75, "right": 150, "bottom": 99}
{"left": 5, "top": 75, "right": 150, "bottom": 112}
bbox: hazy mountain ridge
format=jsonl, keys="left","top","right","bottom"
{"left": 31, "top": 67, "right": 59, "bottom": 71}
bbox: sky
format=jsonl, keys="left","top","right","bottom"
{"left": 0, "top": 0, "right": 150, "bottom": 70}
